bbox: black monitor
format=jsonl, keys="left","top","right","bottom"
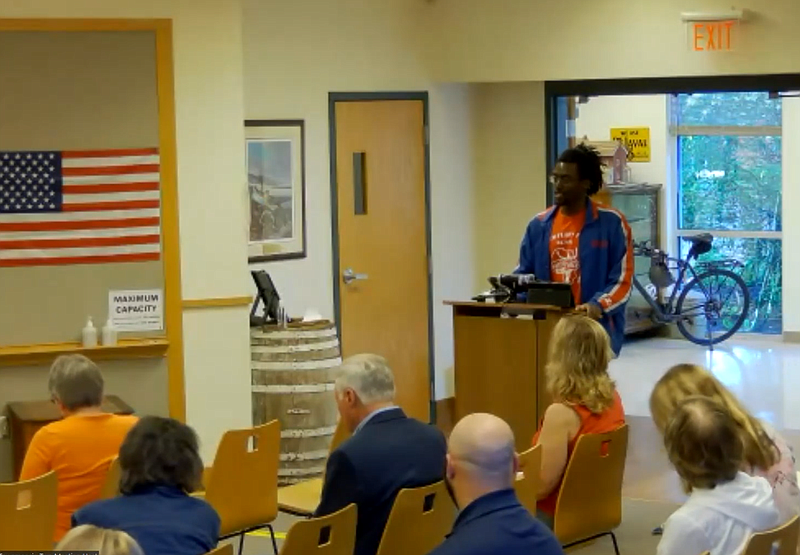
{"left": 250, "top": 270, "right": 280, "bottom": 325}
{"left": 526, "top": 282, "right": 574, "bottom": 308}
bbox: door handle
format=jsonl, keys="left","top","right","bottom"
{"left": 343, "top": 268, "right": 368, "bottom": 285}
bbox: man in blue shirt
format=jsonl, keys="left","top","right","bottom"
{"left": 429, "top": 413, "right": 564, "bottom": 555}
{"left": 316, "top": 354, "right": 446, "bottom": 555}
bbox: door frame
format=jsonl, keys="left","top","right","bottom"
{"left": 328, "top": 91, "right": 436, "bottom": 423}
{"left": 544, "top": 73, "right": 800, "bottom": 204}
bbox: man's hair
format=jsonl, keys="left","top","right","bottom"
{"left": 664, "top": 396, "right": 744, "bottom": 493}
{"left": 557, "top": 144, "right": 605, "bottom": 195}
{"left": 335, "top": 354, "right": 395, "bottom": 405}
{"left": 48, "top": 354, "right": 104, "bottom": 411}
{"left": 56, "top": 525, "right": 144, "bottom": 555}
{"left": 118, "top": 416, "right": 203, "bottom": 495}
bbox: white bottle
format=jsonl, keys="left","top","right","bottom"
{"left": 102, "top": 318, "right": 117, "bottom": 347}
{"left": 82, "top": 317, "right": 98, "bottom": 348}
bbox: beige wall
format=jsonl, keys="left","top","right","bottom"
{"left": 243, "top": 0, "right": 476, "bottom": 399}
{"left": 1, "top": 0, "right": 251, "bottom": 464}
{"left": 472, "top": 82, "right": 547, "bottom": 286}
{"left": 424, "top": 0, "right": 800, "bottom": 82}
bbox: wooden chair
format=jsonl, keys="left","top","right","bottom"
{"left": 376, "top": 481, "right": 453, "bottom": 555}
{"left": 203, "top": 420, "right": 281, "bottom": 555}
{"left": 0, "top": 470, "right": 58, "bottom": 550}
{"left": 100, "top": 456, "right": 121, "bottom": 499}
{"left": 552, "top": 425, "right": 629, "bottom": 555}
{"left": 278, "top": 418, "right": 351, "bottom": 517}
{"left": 204, "top": 544, "right": 234, "bottom": 555}
{"left": 741, "top": 515, "right": 800, "bottom": 555}
{"left": 513, "top": 445, "right": 542, "bottom": 516}
{"left": 281, "top": 503, "right": 357, "bottom": 555}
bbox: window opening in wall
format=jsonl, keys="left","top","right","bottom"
{"left": 673, "top": 92, "right": 782, "bottom": 334}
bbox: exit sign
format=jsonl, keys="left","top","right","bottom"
{"left": 690, "top": 20, "right": 738, "bottom": 51}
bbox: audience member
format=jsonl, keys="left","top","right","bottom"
{"left": 428, "top": 413, "right": 563, "bottom": 555}
{"left": 20, "top": 354, "right": 138, "bottom": 541}
{"left": 531, "top": 315, "right": 625, "bottom": 528}
{"left": 56, "top": 525, "right": 144, "bottom": 555}
{"left": 315, "top": 354, "right": 446, "bottom": 555}
{"left": 651, "top": 363, "right": 800, "bottom": 521}
{"left": 657, "top": 397, "right": 780, "bottom": 555}
{"left": 73, "top": 416, "right": 220, "bottom": 555}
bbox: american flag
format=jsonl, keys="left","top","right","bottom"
{"left": 0, "top": 148, "right": 161, "bottom": 267}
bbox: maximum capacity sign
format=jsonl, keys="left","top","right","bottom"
{"left": 611, "top": 127, "right": 651, "bottom": 163}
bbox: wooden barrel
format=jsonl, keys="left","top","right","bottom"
{"left": 251, "top": 320, "right": 341, "bottom": 485}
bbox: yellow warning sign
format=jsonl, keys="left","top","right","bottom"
{"left": 611, "top": 127, "right": 651, "bottom": 163}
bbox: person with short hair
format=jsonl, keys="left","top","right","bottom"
{"left": 315, "top": 354, "right": 446, "bottom": 555}
{"left": 56, "top": 525, "right": 144, "bottom": 555}
{"left": 20, "top": 354, "right": 138, "bottom": 541}
{"left": 531, "top": 315, "right": 625, "bottom": 528}
{"left": 657, "top": 397, "right": 780, "bottom": 555}
{"left": 516, "top": 144, "right": 634, "bottom": 355}
{"left": 428, "top": 413, "right": 563, "bottom": 555}
{"left": 651, "top": 363, "right": 800, "bottom": 521}
{"left": 72, "top": 416, "right": 220, "bottom": 555}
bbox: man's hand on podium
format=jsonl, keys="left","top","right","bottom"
{"left": 575, "top": 302, "right": 602, "bottom": 320}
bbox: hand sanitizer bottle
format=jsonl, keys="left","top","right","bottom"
{"left": 82, "top": 317, "right": 98, "bottom": 348}
{"left": 102, "top": 318, "right": 117, "bottom": 346}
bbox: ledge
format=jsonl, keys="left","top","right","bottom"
{"left": 0, "top": 337, "right": 169, "bottom": 367}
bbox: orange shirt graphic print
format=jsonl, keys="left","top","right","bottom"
{"left": 549, "top": 210, "right": 585, "bottom": 305}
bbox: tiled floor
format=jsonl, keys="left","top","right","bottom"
{"left": 614, "top": 335, "right": 800, "bottom": 503}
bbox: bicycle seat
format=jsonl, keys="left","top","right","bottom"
{"left": 685, "top": 233, "right": 713, "bottom": 257}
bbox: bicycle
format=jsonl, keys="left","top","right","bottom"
{"left": 632, "top": 233, "right": 750, "bottom": 347}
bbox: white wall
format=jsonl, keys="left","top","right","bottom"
{"left": 783, "top": 99, "right": 800, "bottom": 333}
{"left": 0, "top": 0, "right": 252, "bottom": 463}
{"left": 242, "top": 0, "right": 476, "bottom": 400}
{"left": 575, "top": 95, "right": 674, "bottom": 249}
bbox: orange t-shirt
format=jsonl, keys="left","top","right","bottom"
{"left": 549, "top": 209, "right": 585, "bottom": 305}
{"left": 20, "top": 413, "right": 138, "bottom": 541}
{"left": 532, "top": 391, "right": 625, "bottom": 516}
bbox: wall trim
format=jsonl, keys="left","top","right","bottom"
{"left": 783, "top": 332, "right": 800, "bottom": 344}
{"left": 182, "top": 296, "right": 253, "bottom": 309}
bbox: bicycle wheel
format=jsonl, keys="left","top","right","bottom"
{"left": 675, "top": 268, "right": 750, "bottom": 346}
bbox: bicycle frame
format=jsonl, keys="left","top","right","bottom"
{"left": 632, "top": 254, "right": 702, "bottom": 324}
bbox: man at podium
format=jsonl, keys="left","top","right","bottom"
{"left": 516, "top": 144, "right": 633, "bottom": 355}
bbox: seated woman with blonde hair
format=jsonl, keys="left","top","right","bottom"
{"left": 56, "top": 524, "right": 144, "bottom": 555}
{"left": 651, "top": 363, "right": 800, "bottom": 521}
{"left": 532, "top": 314, "right": 625, "bottom": 528}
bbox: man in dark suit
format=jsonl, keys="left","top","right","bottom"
{"left": 315, "top": 354, "right": 446, "bottom": 555}
{"left": 429, "top": 413, "right": 564, "bottom": 555}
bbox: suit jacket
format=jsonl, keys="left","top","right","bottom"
{"left": 315, "top": 407, "right": 447, "bottom": 555}
{"left": 428, "top": 489, "right": 564, "bottom": 555}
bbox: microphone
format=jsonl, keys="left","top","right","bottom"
{"left": 497, "top": 274, "right": 537, "bottom": 289}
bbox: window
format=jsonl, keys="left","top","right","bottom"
{"left": 674, "top": 92, "right": 782, "bottom": 333}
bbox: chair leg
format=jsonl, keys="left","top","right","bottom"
{"left": 610, "top": 531, "right": 620, "bottom": 555}
{"left": 267, "top": 524, "right": 279, "bottom": 555}
{"left": 237, "top": 533, "right": 245, "bottom": 555}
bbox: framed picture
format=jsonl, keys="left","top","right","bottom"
{"left": 245, "top": 120, "right": 306, "bottom": 262}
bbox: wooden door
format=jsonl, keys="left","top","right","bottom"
{"left": 333, "top": 99, "right": 431, "bottom": 421}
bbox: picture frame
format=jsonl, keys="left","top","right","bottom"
{"left": 245, "top": 119, "right": 306, "bottom": 262}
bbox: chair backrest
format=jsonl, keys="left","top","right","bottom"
{"left": 0, "top": 471, "right": 58, "bottom": 550}
{"left": 100, "top": 456, "right": 121, "bottom": 499}
{"left": 376, "top": 481, "right": 453, "bottom": 555}
{"left": 281, "top": 503, "right": 357, "bottom": 555}
{"left": 513, "top": 445, "right": 542, "bottom": 516}
{"left": 205, "top": 420, "right": 280, "bottom": 536}
{"left": 204, "top": 543, "right": 234, "bottom": 555}
{"left": 742, "top": 515, "right": 800, "bottom": 555}
{"left": 553, "top": 425, "right": 629, "bottom": 545}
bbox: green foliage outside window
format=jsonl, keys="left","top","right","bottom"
{"left": 677, "top": 92, "right": 782, "bottom": 333}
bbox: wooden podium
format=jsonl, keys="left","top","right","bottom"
{"left": 446, "top": 301, "right": 565, "bottom": 451}
{"left": 7, "top": 395, "right": 133, "bottom": 480}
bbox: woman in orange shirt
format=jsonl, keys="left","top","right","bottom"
{"left": 532, "top": 315, "right": 625, "bottom": 528}
{"left": 20, "top": 354, "right": 137, "bottom": 542}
